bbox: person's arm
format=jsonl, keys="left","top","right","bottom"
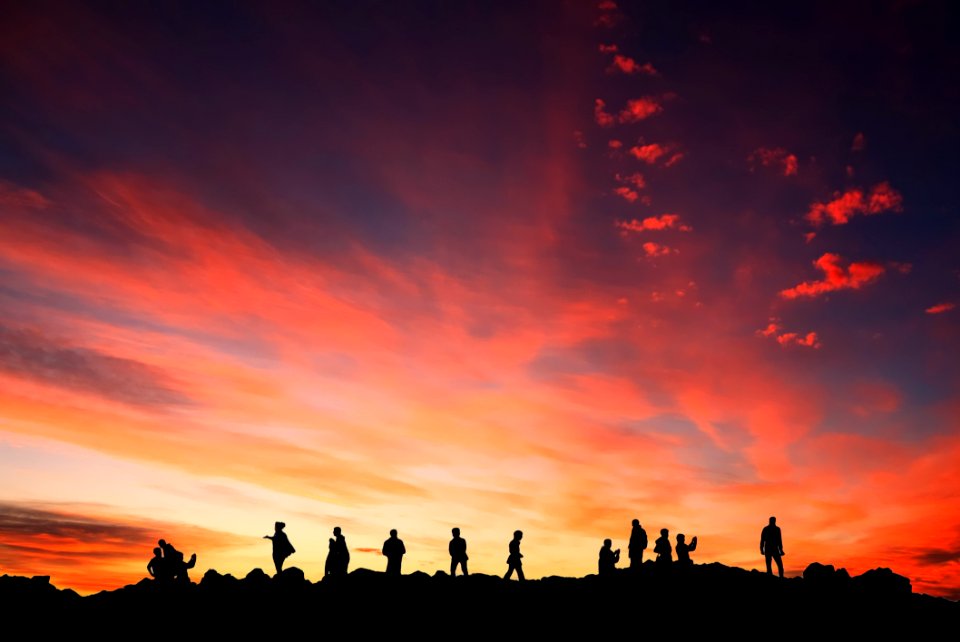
{"left": 760, "top": 530, "right": 765, "bottom": 554}
{"left": 264, "top": 535, "right": 273, "bottom": 540}
{"left": 690, "top": 537, "right": 697, "bottom": 552}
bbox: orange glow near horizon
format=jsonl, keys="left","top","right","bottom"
{"left": 1, "top": 2, "right": 958, "bottom": 600}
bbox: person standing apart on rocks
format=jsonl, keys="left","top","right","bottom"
{"left": 504, "top": 530, "right": 525, "bottom": 581}
{"left": 760, "top": 516, "right": 785, "bottom": 578}
{"left": 628, "top": 519, "right": 647, "bottom": 570}
{"left": 264, "top": 521, "right": 296, "bottom": 576}
{"left": 382, "top": 529, "right": 406, "bottom": 576}
{"left": 449, "top": 527, "right": 469, "bottom": 576}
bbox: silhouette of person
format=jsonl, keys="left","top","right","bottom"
{"left": 449, "top": 527, "right": 468, "bottom": 576}
{"left": 653, "top": 529, "right": 672, "bottom": 565}
{"left": 628, "top": 519, "right": 647, "bottom": 570}
{"left": 147, "top": 546, "right": 168, "bottom": 582}
{"left": 598, "top": 538, "right": 620, "bottom": 575}
{"left": 760, "top": 516, "right": 785, "bottom": 578}
{"left": 324, "top": 537, "right": 336, "bottom": 577}
{"left": 264, "top": 521, "right": 296, "bottom": 575}
{"left": 503, "top": 530, "right": 525, "bottom": 581}
{"left": 382, "top": 529, "right": 406, "bottom": 576}
{"left": 332, "top": 526, "right": 350, "bottom": 575}
{"left": 158, "top": 539, "right": 197, "bottom": 583}
{"left": 675, "top": 533, "right": 698, "bottom": 566}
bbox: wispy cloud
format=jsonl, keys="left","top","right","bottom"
{"left": 806, "top": 182, "right": 903, "bottom": 226}
{"left": 780, "top": 253, "right": 885, "bottom": 299}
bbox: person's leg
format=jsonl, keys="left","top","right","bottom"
{"left": 504, "top": 565, "right": 514, "bottom": 580}
{"left": 774, "top": 553, "right": 784, "bottom": 578}
{"left": 462, "top": 560, "right": 468, "bottom": 576}
{"left": 450, "top": 560, "right": 457, "bottom": 576}
{"left": 765, "top": 553, "right": 773, "bottom": 575}
{"left": 517, "top": 565, "right": 525, "bottom": 581}
{"left": 274, "top": 553, "right": 283, "bottom": 575}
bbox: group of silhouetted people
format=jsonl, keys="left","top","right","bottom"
{"left": 147, "top": 539, "right": 197, "bottom": 584}
{"left": 148, "top": 516, "right": 786, "bottom": 583}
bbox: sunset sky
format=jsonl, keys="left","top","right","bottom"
{"left": 1, "top": 1, "right": 959, "bottom": 597}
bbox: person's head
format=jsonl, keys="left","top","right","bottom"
{"left": 660, "top": 528, "right": 668, "bottom": 537}
{"left": 632, "top": 519, "right": 639, "bottom": 527}
{"left": 452, "top": 527, "right": 460, "bottom": 537}
{"left": 769, "top": 516, "right": 777, "bottom": 525}
{"left": 275, "top": 521, "right": 285, "bottom": 531}
{"left": 333, "top": 526, "right": 341, "bottom": 536}
{"left": 603, "top": 538, "right": 612, "bottom": 548}
{"left": 514, "top": 530, "right": 523, "bottom": 540}
{"left": 677, "top": 534, "right": 686, "bottom": 543}
{"left": 158, "top": 539, "right": 166, "bottom": 547}
{"left": 390, "top": 529, "right": 398, "bottom": 537}
{"left": 153, "top": 547, "right": 162, "bottom": 556}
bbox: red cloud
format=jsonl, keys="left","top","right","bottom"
{"left": 606, "top": 55, "right": 658, "bottom": 76}
{"left": 613, "top": 186, "right": 639, "bottom": 203}
{"left": 618, "top": 97, "right": 662, "bottom": 123}
{"left": 748, "top": 147, "right": 798, "bottom": 176}
{"left": 594, "top": 99, "right": 616, "bottom": 127}
{"left": 776, "top": 332, "right": 821, "bottom": 348}
{"left": 926, "top": 303, "right": 955, "bottom": 315}
{"left": 598, "top": 44, "right": 618, "bottom": 53}
{"left": 597, "top": 0, "right": 617, "bottom": 9}
{"left": 608, "top": 139, "right": 622, "bottom": 149}
{"left": 615, "top": 172, "right": 645, "bottom": 189}
{"left": 616, "top": 214, "right": 690, "bottom": 234}
{"left": 642, "top": 242, "right": 674, "bottom": 257}
{"left": 0, "top": 180, "right": 49, "bottom": 209}
{"left": 852, "top": 132, "right": 866, "bottom": 151}
{"left": 780, "top": 253, "right": 885, "bottom": 299}
{"left": 757, "top": 322, "right": 821, "bottom": 348}
{"left": 573, "top": 130, "right": 587, "bottom": 149}
{"left": 629, "top": 142, "right": 682, "bottom": 166}
{"left": 806, "top": 182, "right": 903, "bottom": 226}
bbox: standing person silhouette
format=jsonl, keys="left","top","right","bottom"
{"left": 503, "top": 530, "right": 525, "bottom": 581}
{"left": 382, "top": 529, "right": 406, "bottom": 576}
{"left": 760, "top": 516, "right": 785, "bottom": 578}
{"left": 598, "top": 539, "right": 620, "bottom": 575}
{"left": 158, "top": 539, "right": 197, "bottom": 583}
{"left": 628, "top": 519, "right": 648, "bottom": 570}
{"left": 147, "top": 547, "right": 168, "bottom": 582}
{"left": 324, "top": 537, "right": 336, "bottom": 577}
{"left": 333, "top": 526, "right": 350, "bottom": 576}
{"left": 675, "top": 533, "right": 697, "bottom": 565}
{"left": 653, "top": 528, "right": 672, "bottom": 566}
{"left": 264, "top": 521, "right": 296, "bottom": 575}
{"left": 449, "top": 527, "right": 468, "bottom": 576}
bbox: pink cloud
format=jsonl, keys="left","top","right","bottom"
{"left": 748, "top": 147, "right": 798, "bottom": 176}
{"left": 607, "top": 139, "right": 622, "bottom": 149}
{"left": 573, "top": 130, "right": 587, "bottom": 149}
{"left": 926, "top": 303, "right": 955, "bottom": 315}
{"left": 606, "top": 55, "right": 658, "bottom": 76}
{"left": 780, "top": 253, "right": 885, "bottom": 300}
{"left": 594, "top": 99, "right": 616, "bottom": 127}
{"left": 597, "top": 0, "right": 617, "bottom": 9}
{"left": 852, "top": 132, "right": 866, "bottom": 151}
{"left": 806, "top": 182, "right": 903, "bottom": 226}
{"left": 0, "top": 180, "right": 50, "bottom": 209}
{"left": 615, "top": 214, "right": 690, "bottom": 234}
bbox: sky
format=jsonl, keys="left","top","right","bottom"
{"left": 1, "top": 0, "right": 959, "bottom": 597}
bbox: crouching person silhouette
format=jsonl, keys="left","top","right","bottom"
{"left": 598, "top": 539, "right": 620, "bottom": 576}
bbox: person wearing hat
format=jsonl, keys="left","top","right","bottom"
{"left": 264, "top": 521, "right": 296, "bottom": 575}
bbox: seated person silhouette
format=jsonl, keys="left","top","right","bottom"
{"left": 653, "top": 529, "right": 672, "bottom": 565}
{"left": 675, "top": 534, "right": 698, "bottom": 566}
{"left": 598, "top": 538, "right": 620, "bottom": 575}
{"left": 760, "top": 516, "right": 785, "bottom": 578}
{"left": 382, "top": 529, "right": 406, "bottom": 576}
{"left": 503, "top": 530, "right": 525, "bottom": 581}
{"left": 449, "top": 527, "right": 469, "bottom": 576}
{"left": 264, "top": 521, "right": 296, "bottom": 576}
